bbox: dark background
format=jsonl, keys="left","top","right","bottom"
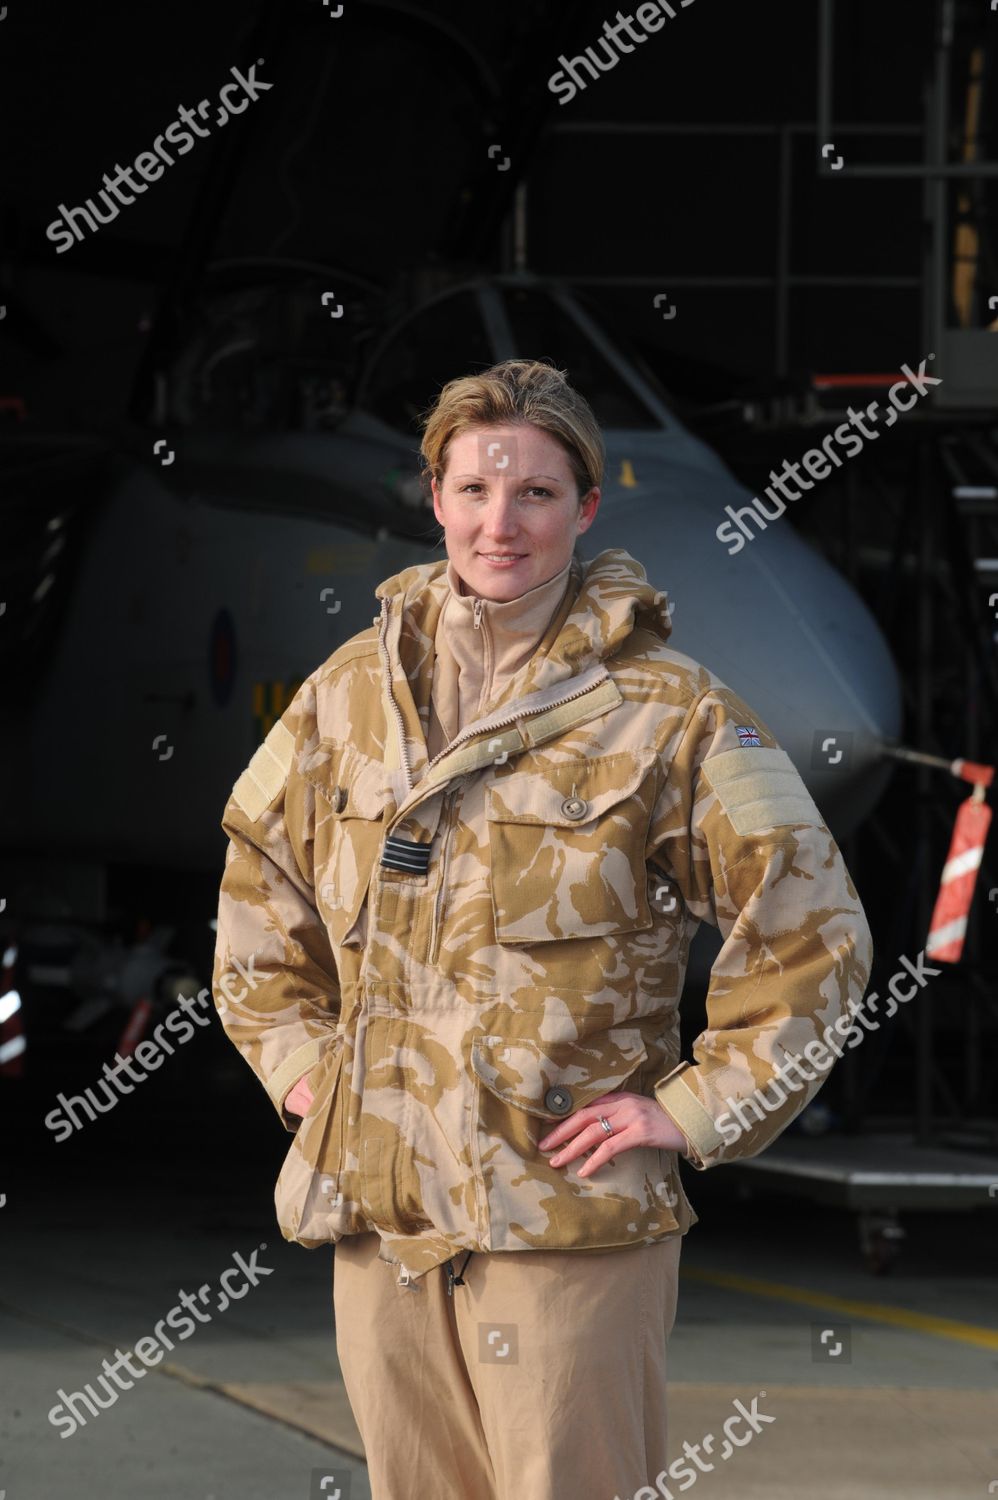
{"left": 2, "top": 1, "right": 946, "bottom": 419}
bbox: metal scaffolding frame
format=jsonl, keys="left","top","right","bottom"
{"left": 534, "top": 0, "right": 998, "bottom": 384}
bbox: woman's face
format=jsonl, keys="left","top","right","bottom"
{"left": 430, "top": 424, "right": 600, "bottom": 601}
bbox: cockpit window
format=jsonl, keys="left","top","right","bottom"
{"left": 363, "top": 291, "right": 495, "bottom": 434}
{"left": 502, "top": 288, "right": 660, "bottom": 429}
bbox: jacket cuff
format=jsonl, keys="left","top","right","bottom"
{"left": 653, "top": 1063, "right": 725, "bottom": 1170}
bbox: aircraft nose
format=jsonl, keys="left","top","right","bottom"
{"left": 585, "top": 476, "right": 901, "bottom": 840}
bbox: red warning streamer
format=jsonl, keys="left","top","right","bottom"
{"left": 0, "top": 997, "right": 25, "bottom": 1076}
{"left": 926, "top": 787, "right": 993, "bottom": 963}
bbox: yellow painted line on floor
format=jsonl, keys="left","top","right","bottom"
{"left": 683, "top": 1268, "right": 998, "bottom": 1351}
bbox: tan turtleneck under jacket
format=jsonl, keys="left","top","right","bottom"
{"left": 426, "top": 556, "right": 575, "bottom": 762}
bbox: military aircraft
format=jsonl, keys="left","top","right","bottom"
{"left": 9, "top": 269, "right": 902, "bottom": 867}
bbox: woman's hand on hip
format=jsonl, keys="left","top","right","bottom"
{"left": 538, "top": 1092, "right": 691, "bottom": 1177}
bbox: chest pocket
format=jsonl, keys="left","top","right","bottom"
{"left": 305, "top": 747, "right": 389, "bottom": 948}
{"left": 485, "top": 749, "right": 657, "bottom": 944}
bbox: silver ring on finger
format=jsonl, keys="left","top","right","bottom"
{"left": 599, "top": 1115, "right": 614, "bottom": 1137}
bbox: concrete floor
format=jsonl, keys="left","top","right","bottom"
{"left": 2, "top": 1068, "right": 996, "bottom": 1499}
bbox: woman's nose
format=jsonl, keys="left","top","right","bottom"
{"left": 482, "top": 499, "right": 520, "bottom": 536}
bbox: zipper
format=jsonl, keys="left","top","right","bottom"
{"left": 378, "top": 600, "right": 416, "bottom": 796}
{"left": 472, "top": 596, "right": 495, "bottom": 720}
{"left": 329, "top": 1035, "right": 348, "bottom": 1208}
{"left": 420, "top": 669, "right": 609, "bottom": 779}
{"left": 427, "top": 787, "right": 456, "bottom": 966}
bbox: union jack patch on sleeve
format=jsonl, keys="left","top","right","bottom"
{"left": 735, "top": 725, "right": 762, "bottom": 747}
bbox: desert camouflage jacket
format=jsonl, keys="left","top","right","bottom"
{"left": 211, "top": 548, "right": 873, "bottom": 1279}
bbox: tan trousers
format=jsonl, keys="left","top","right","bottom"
{"left": 332, "top": 1231, "right": 683, "bottom": 1500}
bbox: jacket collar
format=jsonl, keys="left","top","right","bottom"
{"left": 375, "top": 549, "right": 673, "bottom": 796}
{"left": 441, "top": 554, "right": 576, "bottom": 673}
{"left": 375, "top": 547, "right": 672, "bottom": 669}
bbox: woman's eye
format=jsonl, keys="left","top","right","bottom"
{"left": 455, "top": 483, "right": 553, "bottom": 497}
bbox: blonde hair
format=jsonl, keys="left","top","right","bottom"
{"left": 418, "top": 358, "right": 605, "bottom": 506}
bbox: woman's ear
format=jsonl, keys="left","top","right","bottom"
{"left": 430, "top": 474, "right": 444, "bottom": 526}
{"left": 577, "top": 486, "right": 600, "bottom": 533}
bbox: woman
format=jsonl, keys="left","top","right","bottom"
{"left": 212, "top": 359, "right": 872, "bottom": 1500}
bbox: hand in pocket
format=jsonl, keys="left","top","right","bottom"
{"left": 285, "top": 1074, "right": 315, "bottom": 1117}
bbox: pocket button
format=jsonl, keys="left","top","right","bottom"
{"left": 560, "top": 796, "right": 589, "bottom": 820}
{"left": 545, "top": 1086, "right": 573, "bottom": 1115}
